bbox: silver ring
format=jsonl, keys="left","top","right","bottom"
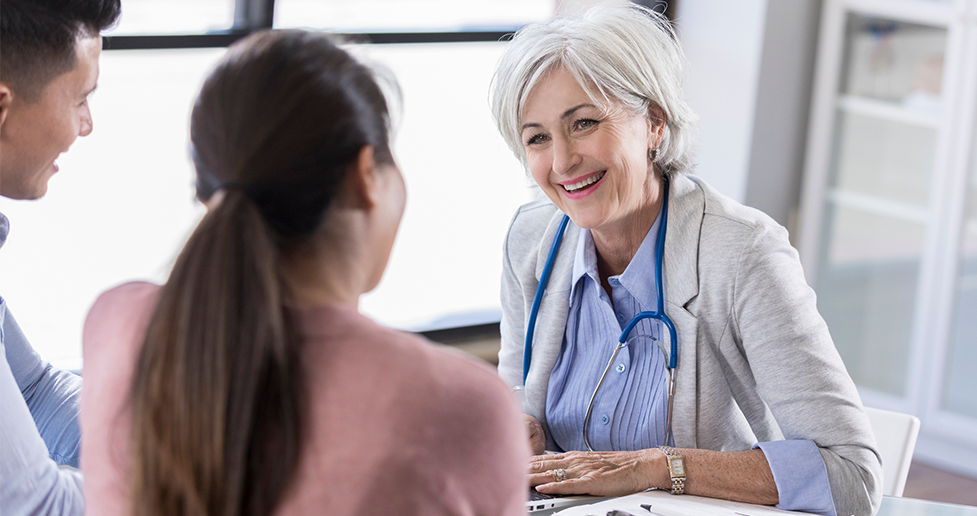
{"left": 553, "top": 468, "right": 568, "bottom": 482}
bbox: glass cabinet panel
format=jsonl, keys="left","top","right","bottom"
{"left": 943, "top": 118, "right": 977, "bottom": 419}
{"left": 814, "top": 15, "right": 946, "bottom": 396}
{"left": 841, "top": 15, "right": 946, "bottom": 109}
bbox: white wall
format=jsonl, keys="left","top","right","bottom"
{"left": 677, "top": 0, "right": 823, "bottom": 233}
{"left": 744, "top": 0, "right": 822, "bottom": 232}
{"left": 675, "top": 0, "right": 769, "bottom": 203}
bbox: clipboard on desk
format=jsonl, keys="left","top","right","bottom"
{"left": 553, "top": 489, "right": 817, "bottom": 516}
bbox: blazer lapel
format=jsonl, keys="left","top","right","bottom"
{"left": 533, "top": 208, "right": 577, "bottom": 362}
{"left": 526, "top": 209, "right": 578, "bottom": 441}
{"left": 662, "top": 174, "right": 705, "bottom": 449}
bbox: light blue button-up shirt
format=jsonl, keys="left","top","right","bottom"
{"left": 544, "top": 210, "right": 837, "bottom": 516}
{"left": 546, "top": 214, "right": 671, "bottom": 452}
{"left": 0, "top": 212, "right": 85, "bottom": 515}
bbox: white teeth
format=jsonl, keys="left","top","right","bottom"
{"left": 563, "top": 171, "right": 605, "bottom": 192}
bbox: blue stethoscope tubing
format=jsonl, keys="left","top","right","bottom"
{"left": 522, "top": 180, "right": 678, "bottom": 451}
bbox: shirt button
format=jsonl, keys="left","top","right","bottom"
{"left": 616, "top": 363, "right": 626, "bottom": 373}
{"left": 609, "top": 278, "right": 620, "bottom": 286}
{"left": 601, "top": 415, "right": 610, "bottom": 425}
{"left": 617, "top": 313, "right": 626, "bottom": 322}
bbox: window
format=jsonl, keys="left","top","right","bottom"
{"left": 103, "top": 0, "right": 235, "bottom": 35}
{"left": 0, "top": 0, "right": 587, "bottom": 369}
{"left": 275, "top": 0, "right": 553, "bottom": 32}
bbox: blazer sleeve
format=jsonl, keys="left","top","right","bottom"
{"left": 731, "top": 222, "right": 883, "bottom": 516}
{"left": 499, "top": 227, "right": 527, "bottom": 392}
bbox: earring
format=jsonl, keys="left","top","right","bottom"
{"left": 649, "top": 148, "right": 658, "bottom": 161}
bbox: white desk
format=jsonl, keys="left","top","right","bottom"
{"left": 878, "top": 496, "right": 977, "bottom": 516}
{"left": 547, "top": 491, "right": 977, "bottom": 516}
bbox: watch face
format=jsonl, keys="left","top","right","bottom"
{"left": 670, "top": 457, "right": 685, "bottom": 476}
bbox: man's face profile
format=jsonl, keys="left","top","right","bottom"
{"left": 0, "top": 35, "right": 102, "bottom": 200}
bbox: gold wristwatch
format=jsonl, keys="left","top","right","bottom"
{"left": 658, "top": 446, "right": 686, "bottom": 495}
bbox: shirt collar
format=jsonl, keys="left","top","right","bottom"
{"left": 568, "top": 205, "right": 664, "bottom": 309}
{"left": 0, "top": 212, "right": 8, "bottom": 251}
{"left": 618, "top": 211, "right": 662, "bottom": 311}
{"left": 569, "top": 227, "right": 599, "bottom": 303}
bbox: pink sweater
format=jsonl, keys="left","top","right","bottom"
{"left": 80, "top": 282, "right": 529, "bottom": 515}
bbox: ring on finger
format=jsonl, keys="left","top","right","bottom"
{"left": 553, "top": 468, "right": 568, "bottom": 482}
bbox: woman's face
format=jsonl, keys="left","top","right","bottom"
{"left": 520, "top": 67, "right": 663, "bottom": 233}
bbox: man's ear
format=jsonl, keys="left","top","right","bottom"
{"left": 341, "top": 145, "right": 379, "bottom": 210}
{"left": 0, "top": 83, "right": 12, "bottom": 129}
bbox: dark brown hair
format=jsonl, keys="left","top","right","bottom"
{"left": 128, "top": 30, "right": 394, "bottom": 516}
{"left": 0, "top": 0, "right": 120, "bottom": 100}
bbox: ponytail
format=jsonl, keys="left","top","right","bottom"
{"left": 129, "top": 190, "right": 304, "bottom": 516}
{"left": 126, "top": 29, "right": 397, "bottom": 516}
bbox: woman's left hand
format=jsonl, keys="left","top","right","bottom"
{"left": 528, "top": 449, "right": 664, "bottom": 497}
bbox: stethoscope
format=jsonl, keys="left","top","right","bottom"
{"left": 522, "top": 180, "right": 678, "bottom": 452}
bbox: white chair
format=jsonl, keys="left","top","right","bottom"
{"left": 864, "top": 406, "right": 921, "bottom": 497}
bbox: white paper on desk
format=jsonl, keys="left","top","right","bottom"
{"left": 553, "top": 490, "right": 816, "bottom": 516}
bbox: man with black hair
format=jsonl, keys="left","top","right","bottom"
{"left": 0, "top": 0, "right": 121, "bottom": 513}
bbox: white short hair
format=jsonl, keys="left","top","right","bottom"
{"left": 490, "top": 3, "right": 697, "bottom": 177}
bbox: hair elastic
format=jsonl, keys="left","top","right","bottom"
{"left": 219, "top": 181, "right": 255, "bottom": 197}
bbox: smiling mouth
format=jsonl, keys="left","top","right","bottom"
{"left": 562, "top": 171, "right": 605, "bottom": 194}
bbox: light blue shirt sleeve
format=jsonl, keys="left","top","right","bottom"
{"left": 1, "top": 299, "right": 85, "bottom": 515}
{"left": 1, "top": 298, "right": 82, "bottom": 467}
{"left": 755, "top": 440, "right": 836, "bottom": 516}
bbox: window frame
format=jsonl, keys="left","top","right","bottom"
{"left": 99, "top": 0, "right": 674, "bottom": 341}
{"left": 103, "top": 0, "right": 673, "bottom": 49}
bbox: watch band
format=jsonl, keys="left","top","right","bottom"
{"left": 658, "top": 446, "right": 686, "bottom": 495}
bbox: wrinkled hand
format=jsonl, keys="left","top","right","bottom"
{"left": 524, "top": 414, "right": 545, "bottom": 456}
{"left": 528, "top": 449, "right": 659, "bottom": 497}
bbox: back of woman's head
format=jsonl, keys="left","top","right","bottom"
{"left": 191, "top": 29, "right": 394, "bottom": 239}
{"left": 129, "top": 30, "right": 394, "bottom": 516}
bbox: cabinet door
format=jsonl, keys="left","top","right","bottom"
{"left": 812, "top": 14, "right": 947, "bottom": 397}
{"left": 942, "top": 109, "right": 977, "bottom": 420}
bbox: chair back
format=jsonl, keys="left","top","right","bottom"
{"left": 864, "top": 406, "right": 920, "bottom": 497}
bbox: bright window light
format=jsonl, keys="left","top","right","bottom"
{"left": 274, "top": 0, "right": 554, "bottom": 32}
{"left": 102, "top": 0, "right": 235, "bottom": 36}
{"left": 0, "top": 42, "right": 535, "bottom": 371}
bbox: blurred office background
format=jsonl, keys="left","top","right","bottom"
{"left": 1, "top": 0, "right": 976, "bottom": 501}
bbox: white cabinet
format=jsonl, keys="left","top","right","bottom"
{"left": 799, "top": 0, "right": 977, "bottom": 476}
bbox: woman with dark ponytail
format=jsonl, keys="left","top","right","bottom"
{"left": 79, "top": 30, "right": 529, "bottom": 516}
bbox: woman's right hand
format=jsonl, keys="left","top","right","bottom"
{"left": 525, "top": 414, "right": 545, "bottom": 455}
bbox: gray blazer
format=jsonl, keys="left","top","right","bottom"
{"left": 498, "top": 174, "right": 882, "bottom": 516}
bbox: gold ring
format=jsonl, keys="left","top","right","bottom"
{"left": 553, "top": 468, "right": 568, "bottom": 482}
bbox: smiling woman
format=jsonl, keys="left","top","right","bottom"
{"left": 520, "top": 67, "right": 666, "bottom": 264}
{"left": 490, "top": 4, "right": 884, "bottom": 516}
